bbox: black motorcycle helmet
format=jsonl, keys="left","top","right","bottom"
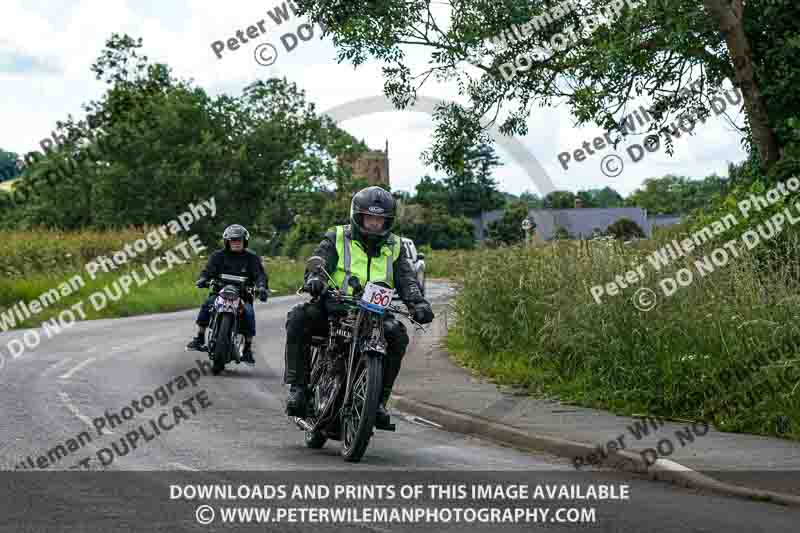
{"left": 350, "top": 186, "right": 396, "bottom": 249}
{"left": 223, "top": 224, "right": 249, "bottom": 250}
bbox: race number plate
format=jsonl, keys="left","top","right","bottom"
{"left": 359, "top": 282, "right": 393, "bottom": 314}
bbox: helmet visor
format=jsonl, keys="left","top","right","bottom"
{"left": 354, "top": 211, "right": 394, "bottom": 236}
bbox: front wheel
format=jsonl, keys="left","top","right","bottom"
{"left": 212, "top": 314, "right": 234, "bottom": 375}
{"left": 341, "top": 354, "right": 383, "bottom": 462}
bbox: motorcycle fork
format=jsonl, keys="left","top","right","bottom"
{"left": 340, "top": 311, "right": 365, "bottom": 412}
{"left": 207, "top": 311, "right": 218, "bottom": 353}
{"left": 341, "top": 312, "right": 385, "bottom": 411}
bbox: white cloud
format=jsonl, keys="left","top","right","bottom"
{"left": 0, "top": 0, "right": 750, "bottom": 198}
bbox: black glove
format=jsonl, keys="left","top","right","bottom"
{"left": 411, "top": 302, "right": 434, "bottom": 324}
{"left": 257, "top": 286, "right": 269, "bottom": 302}
{"left": 305, "top": 276, "right": 326, "bottom": 297}
{"left": 196, "top": 277, "right": 209, "bottom": 289}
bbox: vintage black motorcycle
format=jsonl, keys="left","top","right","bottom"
{"left": 291, "top": 256, "right": 424, "bottom": 462}
{"left": 201, "top": 274, "right": 258, "bottom": 375}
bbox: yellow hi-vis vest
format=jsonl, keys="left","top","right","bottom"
{"left": 331, "top": 225, "right": 402, "bottom": 295}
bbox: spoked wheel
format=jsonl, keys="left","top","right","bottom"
{"left": 211, "top": 314, "right": 233, "bottom": 375}
{"left": 304, "top": 368, "right": 339, "bottom": 449}
{"left": 341, "top": 354, "right": 383, "bottom": 462}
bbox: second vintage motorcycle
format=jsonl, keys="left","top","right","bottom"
{"left": 200, "top": 273, "right": 258, "bottom": 375}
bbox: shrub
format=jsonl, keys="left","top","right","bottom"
{"left": 606, "top": 217, "right": 645, "bottom": 240}
{"left": 486, "top": 200, "right": 529, "bottom": 246}
{"left": 553, "top": 225, "right": 571, "bottom": 240}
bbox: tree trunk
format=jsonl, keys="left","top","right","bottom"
{"left": 703, "top": 0, "right": 781, "bottom": 171}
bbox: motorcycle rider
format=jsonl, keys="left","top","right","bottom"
{"left": 284, "top": 186, "right": 435, "bottom": 429}
{"left": 186, "top": 224, "right": 269, "bottom": 365}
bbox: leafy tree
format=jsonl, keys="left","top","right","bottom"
{"left": 607, "top": 218, "right": 646, "bottom": 240}
{"left": 487, "top": 200, "right": 530, "bottom": 245}
{"left": 625, "top": 174, "right": 729, "bottom": 214}
{"left": 2, "top": 34, "right": 360, "bottom": 241}
{"left": 395, "top": 207, "right": 476, "bottom": 249}
{"left": 519, "top": 190, "right": 544, "bottom": 208}
{"left": 440, "top": 141, "right": 505, "bottom": 218}
{"left": 295, "top": 0, "right": 800, "bottom": 179}
{"left": 579, "top": 187, "right": 624, "bottom": 208}
{"left": 412, "top": 175, "right": 450, "bottom": 208}
{"left": 544, "top": 190, "right": 576, "bottom": 209}
{"left": 0, "top": 150, "right": 20, "bottom": 183}
{"left": 575, "top": 190, "right": 598, "bottom": 208}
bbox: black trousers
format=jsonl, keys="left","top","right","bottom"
{"left": 284, "top": 298, "right": 410, "bottom": 401}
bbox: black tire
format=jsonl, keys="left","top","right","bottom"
{"left": 341, "top": 354, "right": 383, "bottom": 462}
{"left": 305, "top": 430, "right": 327, "bottom": 449}
{"left": 212, "top": 314, "right": 233, "bottom": 375}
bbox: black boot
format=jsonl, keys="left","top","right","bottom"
{"left": 375, "top": 355, "right": 402, "bottom": 430}
{"left": 377, "top": 316, "right": 408, "bottom": 430}
{"left": 186, "top": 333, "right": 205, "bottom": 351}
{"left": 375, "top": 389, "right": 393, "bottom": 430}
{"left": 286, "top": 385, "right": 307, "bottom": 417}
{"left": 284, "top": 342, "right": 307, "bottom": 383}
{"left": 241, "top": 342, "right": 255, "bottom": 365}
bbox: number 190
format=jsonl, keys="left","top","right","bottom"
{"left": 370, "top": 291, "right": 390, "bottom": 306}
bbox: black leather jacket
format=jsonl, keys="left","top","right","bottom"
{"left": 304, "top": 226, "right": 426, "bottom": 306}
{"left": 198, "top": 249, "right": 268, "bottom": 301}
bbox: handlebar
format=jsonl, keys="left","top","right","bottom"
{"left": 202, "top": 277, "right": 260, "bottom": 295}
{"left": 297, "top": 284, "right": 423, "bottom": 327}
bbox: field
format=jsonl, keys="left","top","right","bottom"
{"left": 0, "top": 228, "right": 304, "bottom": 330}
{"left": 440, "top": 231, "right": 800, "bottom": 440}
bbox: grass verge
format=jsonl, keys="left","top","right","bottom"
{"left": 443, "top": 236, "right": 800, "bottom": 441}
{"left": 0, "top": 226, "right": 305, "bottom": 330}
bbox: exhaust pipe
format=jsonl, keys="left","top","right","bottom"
{"left": 292, "top": 417, "right": 314, "bottom": 432}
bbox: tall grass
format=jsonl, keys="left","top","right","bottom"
{"left": 1, "top": 227, "right": 178, "bottom": 278}
{"left": 447, "top": 233, "right": 800, "bottom": 439}
{"left": 0, "top": 228, "right": 305, "bottom": 329}
{"left": 423, "top": 249, "right": 473, "bottom": 280}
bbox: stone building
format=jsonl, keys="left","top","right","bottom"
{"left": 342, "top": 140, "right": 390, "bottom": 188}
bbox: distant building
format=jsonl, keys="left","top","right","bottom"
{"left": 471, "top": 200, "right": 672, "bottom": 241}
{"left": 648, "top": 214, "right": 684, "bottom": 231}
{"left": 341, "top": 140, "right": 390, "bottom": 188}
{"left": 528, "top": 207, "right": 651, "bottom": 240}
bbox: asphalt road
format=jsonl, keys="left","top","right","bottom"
{"left": 0, "top": 281, "right": 798, "bottom": 532}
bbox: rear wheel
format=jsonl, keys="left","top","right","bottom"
{"left": 212, "top": 314, "right": 233, "bottom": 375}
{"left": 341, "top": 354, "right": 383, "bottom": 462}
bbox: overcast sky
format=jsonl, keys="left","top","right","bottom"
{"left": 1, "top": 0, "right": 749, "bottom": 197}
